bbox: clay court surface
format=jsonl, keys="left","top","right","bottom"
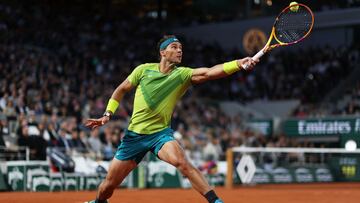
{"left": 1, "top": 183, "right": 360, "bottom": 203}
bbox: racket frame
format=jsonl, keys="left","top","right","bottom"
{"left": 243, "top": 3, "right": 314, "bottom": 69}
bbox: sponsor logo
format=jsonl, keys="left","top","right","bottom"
{"left": 272, "top": 167, "right": 292, "bottom": 183}
{"left": 241, "top": 165, "right": 333, "bottom": 184}
{"left": 154, "top": 173, "right": 165, "bottom": 187}
{"left": 51, "top": 179, "right": 63, "bottom": 191}
{"left": 339, "top": 157, "right": 357, "bottom": 165}
{"left": 236, "top": 155, "right": 256, "bottom": 184}
{"left": 315, "top": 168, "right": 333, "bottom": 182}
{"left": 32, "top": 176, "right": 50, "bottom": 191}
{"left": 252, "top": 168, "right": 271, "bottom": 183}
{"left": 8, "top": 167, "right": 24, "bottom": 190}
{"left": 295, "top": 168, "right": 314, "bottom": 182}
{"left": 298, "top": 120, "right": 351, "bottom": 135}
{"left": 27, "top": 168, "right": 48, "bottom": 189}
{"left": 65, "top": 178, "right": 77, "bottom": 190}
{"left": 86, "top": 177, "right": 99, "bottom": 188}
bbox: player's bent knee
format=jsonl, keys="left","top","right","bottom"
{"left": 171, "top": 158, "right": 186, "bottom": 168}
{"left": 102, "top": 179, "right": 119, "bottom": 190}
{"left": 175, "top": 160, "right": 193, "bottom": 174}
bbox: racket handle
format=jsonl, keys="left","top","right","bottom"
{"left": 243, "top": 47, "right": 266, "bottom": 70}
{"left": 252, "top": 48, "right": 266, "bottom": 61}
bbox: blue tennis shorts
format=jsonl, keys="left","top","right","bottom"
{"left": 114, "top": 127, "right": 175, "bottom": 164}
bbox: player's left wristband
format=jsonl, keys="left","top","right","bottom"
{"left": 105, "top": 98, "right": 119, "bottom": 115}
{"left": 223, "top": 60, "right": 240, "bottom": 75}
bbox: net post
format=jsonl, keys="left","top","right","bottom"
{"left": 225, "top": 148, "right": 234, "bottom": 189}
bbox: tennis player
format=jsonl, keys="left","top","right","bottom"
{"left": 85, "top": 35, "right": 258, "bottom": 203}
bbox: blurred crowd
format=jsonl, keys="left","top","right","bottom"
{"left": 343, "top": 82, "right": 360, "bottom": 115}
{"left": 164, "top": 0, "right": 360, "bottom": 25}
{"left": 1, "top": 1, "right": 360, "bottom": 165}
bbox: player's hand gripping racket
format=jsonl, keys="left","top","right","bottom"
{"left": 243, "top": 3, "right": 314, "bottom": 69}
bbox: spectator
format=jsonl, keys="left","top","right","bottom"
{"left": 203, "top": 133, "right": 223, "bottom": 161}
{"left": 70, "top": 128, "right": 88, "bottom": 153}
{"left": 17, "top": 125, "right": 47, "bottom": 160}
{"left": 56, "top": 128, "right": 72, "bottom": 153}
{"left": 88, "top": 128, "right": 103, "bottom": 159}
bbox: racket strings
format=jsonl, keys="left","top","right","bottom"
{"left": 275, "top": 6, "right": 313, "bottom": 43}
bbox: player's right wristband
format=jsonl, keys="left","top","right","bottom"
{"left": 223, "top": 60, "right": 240, "bottom": 75}
{"left": 105, "top": 98, "right": 119, "bottom": 114}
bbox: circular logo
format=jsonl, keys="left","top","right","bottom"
{"left": 243, "top": 28, "right": 267, "bottom": 55}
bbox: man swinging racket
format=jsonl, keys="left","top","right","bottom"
{"left": 85, "top": 35, "right": 258, "bottom": 203}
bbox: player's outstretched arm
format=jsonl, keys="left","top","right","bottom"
{"left": 85, "top": 79, "right": 134, "bottom": 130}
{"left": 191, "top": 57, "right": 258, "bottom": 84}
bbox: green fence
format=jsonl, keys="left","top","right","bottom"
{"left": 6, "top": 154, "right": 360, "bottom": 191}
{"left": 4, "top": 160, "right": 150, "bottom": 191}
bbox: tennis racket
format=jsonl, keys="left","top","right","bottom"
{"left": 243, "top": 3, "right": 314, "bottom": 69}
